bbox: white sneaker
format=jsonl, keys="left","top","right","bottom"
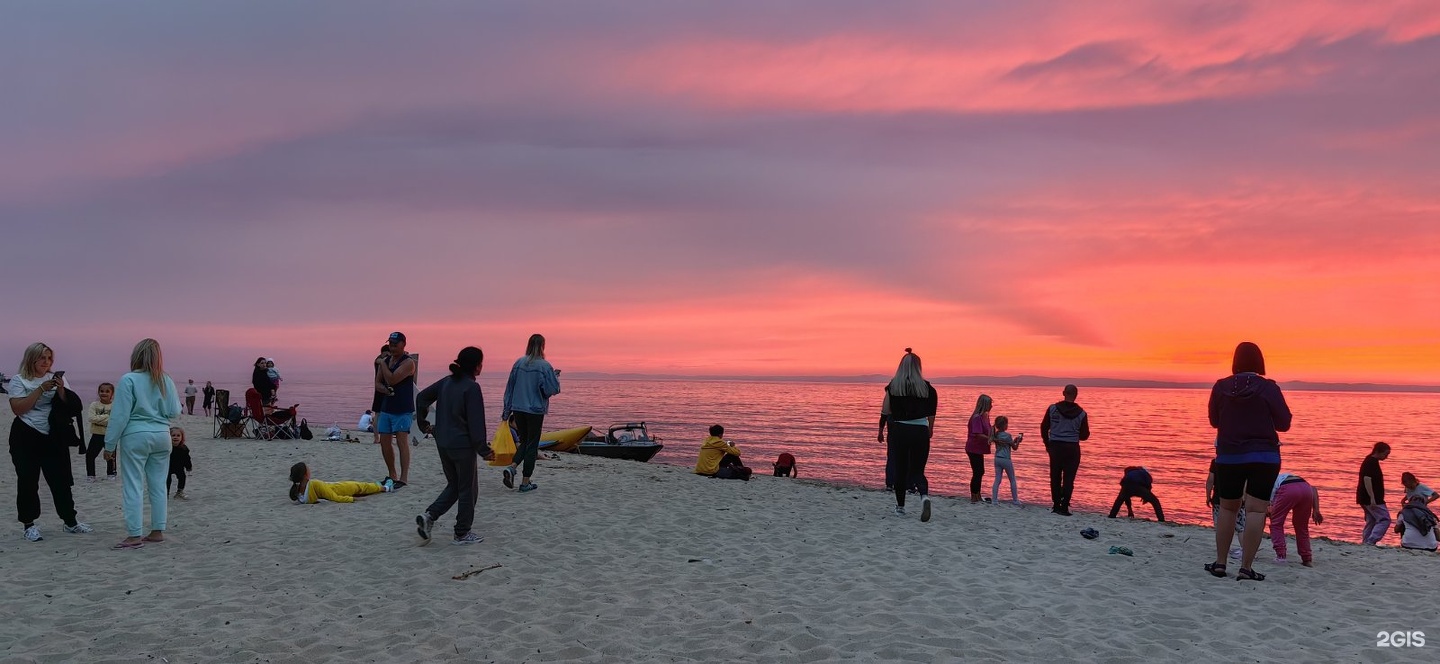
{"left": 415, "top": 512, "right": 435, "bottom": 544}
{"left": 894, "top": 506, "right": 906, "bottom": 516}
{"left": 23, "top": 525, "right": 43, "bottom": 541}
{"left": 64, "top": 522, "right": 93, "bottom": 534}
{"left": 452, "top": 531, "right": 483, "bottom": 545}
{"left": 1274, "top": 556, "right": 1289, "bottom": 564}
{"left": 920, "top": 497, "right": 932, "bottom": 522}
{"left": 87, "top": 476, "right": 98, "bottom": 483}
{"left": 1229, "top": 547, "right": 1243, "bottom": 560}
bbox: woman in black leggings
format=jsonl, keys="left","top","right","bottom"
{"left": 878, "top": 349, "right": 938, "bottom": 522}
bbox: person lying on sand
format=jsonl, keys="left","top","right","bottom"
{"left": 288, "top": 462, "right": 394, "bottom": 504}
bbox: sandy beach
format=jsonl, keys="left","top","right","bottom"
{"left": 1, "top": 409, "right": 1435, "bottom": 663}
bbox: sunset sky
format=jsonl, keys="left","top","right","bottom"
{"left": 3, "top": 1, "right": 1438, "bottom": 384}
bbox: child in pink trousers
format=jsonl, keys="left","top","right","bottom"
{"left": 1269, "top": 472, "right": 1323, "bottom": 566}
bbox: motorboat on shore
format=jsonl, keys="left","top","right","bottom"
{"left": 575, "top": 422, "right": 664, "bottom": 462}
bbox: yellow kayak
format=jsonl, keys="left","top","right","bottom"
{"left": 538, "top": 426, "right": 592, "bottom": 453}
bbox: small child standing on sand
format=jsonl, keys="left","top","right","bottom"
{"left": 168, "top": 427, "right": 192, "bottom": 500}
{"left": 289, "top": 462, "right": 394, "bottom": 504}
{"left": 85, "top": 383, "right": 117, "bottom": 481}
{"left": 990, "top": 416, "right": 1021, "bottom": 505}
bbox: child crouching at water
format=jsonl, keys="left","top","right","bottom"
{"left": 289, "top": 462, "right": 394, "bottom": 504}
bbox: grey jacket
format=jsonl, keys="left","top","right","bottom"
{"left": 416, "top": 374, "right": 489, "bottom": 454}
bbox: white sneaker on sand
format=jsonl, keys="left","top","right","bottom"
{"left": 1274, "top": 556, "right": 1288, "bottom": 564}
{"left": 894, "top": 506, "right": 906, "bottom": 516}
{"left": 1229, "top": 547, "right": 1243, "bottom": 560}
{"left": 920, "top": 497, "right": 932, "bottom": 522}
{"left": 416, "top": 512, "right": 435, "bottom": 545}
{"left": 23, "top": 525, "right": 42, "bottom": 541}
{"left": 452, "top": 531, "right": 483, "bottom": 545}
{"left": 64, "top": 522, "right": 93, "bottom": 534}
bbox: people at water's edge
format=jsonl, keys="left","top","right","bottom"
{"left": 85, "top": 383, "right": 117, "bottom": 481}
{"left": 501, "top": 333, "right": 561, "bottom": 494}
{"left": 184, "top": 379, "right": 198, "bottom": 415}
{"left": 773, "top": 452, "right": 797, "bottom": 478}
{"left": 252, "top": 357, "right": 273, "bottom": 404}
{"left": 1395, "top": 495, "right": 1438, "bottom": 551}
{"left": 1107, "top": 466, "right": 1164, "bottom": 522}
{"left": 991, "top": 416, "right": 1021, "bottom": 505}
{"left": 1357, "top": 441, "right": 1391, "bottom": 545}
{"left": 202, "top": 380, "right": 215, "bottom": 417}
{"left": 1269, "top": 472, "right": 1321, "bottom": 566}
{"left": 376, "top": 332, "right": 417, "bottom": 487}
{"left": 1206, "top": 341, "right": 1291, "bottom": 581}
{"left": 415, "top": 346, "right": 490, "bottom": 545}
{"left": 8, "top": 342, "right": 92, "bottom": 542}
{"left": 696, "top": 424, "right": 749, "bottom": 479}
{"left": 966, "top": 394, "right": 993, "bottom": 504}
{"left": 1401, "top": 472, "right": 1438, "bottom": 505}
{"left": 878, "top": 349, "right": 937, "bottom": 522}
{"left": 104, "top": 338, "right": 181, "bottom": 550}
{"left": 1040, "top": 384, "right": 1089, "bottom": 516}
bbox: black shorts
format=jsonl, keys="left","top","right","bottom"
{"left": 1213, "top": 462, "right": 1281, "bottom": 502}
{"left": 371, "top": 392, "right": 386, "bottom": 413}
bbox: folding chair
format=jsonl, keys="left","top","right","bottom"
{"left": 213, "top": 389, "right": 247, "bottom": 439}
{"left": 245, "top": 387, "right": 298, "bottom": 440}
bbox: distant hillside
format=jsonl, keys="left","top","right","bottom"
{"left": 561, "top": 372, "right": 1440, "bottom": 393}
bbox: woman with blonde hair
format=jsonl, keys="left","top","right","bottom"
{"left": 501, "top": 334, "right": 561, "bottom": 492}
{"left": 966, "top": 394, "right": 994, "bottom": 503}
{"left": 7, "top": 342, "right": 92, "bottom": 542}
{"left": 877, "top": 349, "right": 938, "bottom": 521}
{"left": 104, "top": 338, "right": 182, "bottom": 550}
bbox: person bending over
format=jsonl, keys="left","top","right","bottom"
{"left": 1108, "top": 466, "right": 1164, "bottom": 521}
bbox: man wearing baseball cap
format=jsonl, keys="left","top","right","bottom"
{"left": 376, "top": 331, "right": 417, "bottom": 487}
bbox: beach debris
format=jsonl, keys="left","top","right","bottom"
{"left": 687, "top": 558, "right": 713, "bottom": 563}
{"left": 1108, "top": 546, "right": 1134, "bottom": 556}
{"left": 1080, "top": 528, "right": 1099, "bottom": 540}
{"left": 452, "top": 563, "right": 503, "bottom": 580}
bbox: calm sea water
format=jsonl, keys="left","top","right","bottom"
{"left": 64, "top": 371, "right": 1440, "bottom": 545}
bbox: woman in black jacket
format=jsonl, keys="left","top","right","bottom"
{"left": 878, "top": 349, "right": 938, "bottom": 522}
{"left": 251, "top": 357, "right": 273, "bottom": 403}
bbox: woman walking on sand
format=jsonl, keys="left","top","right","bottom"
{"left": 966, "top": 394, "right": 994, "bottom": 503}
{"left": 878, "top": 349, "right": 938, "bottom": 522}
{"left": 104, "top": 338, "right": 182, "bottom": 550}
{"left": 501, "top": 334, "right": 561, "bottom": 493}
{"left": 1206, "top": 341, "right": 1292, "bottom": 581}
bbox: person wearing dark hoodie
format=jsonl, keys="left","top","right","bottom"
{"left": 414, "top": 346, "right": 490, "bottom": 545}
{"left": 1040, "top": 384, "right": 1089, "bottom": 516}
{"left": 1205, "top": 341, "right": 1292, "bottom": 582}
{"left": 1108, "top": 466, "right": 1164, "bottom": 522}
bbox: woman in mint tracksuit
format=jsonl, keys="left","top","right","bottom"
{"left": 501, "top": 334, "right": 561, "bottom": 493}
{"left": 104, "top": 338, "right": 181, "bottom": 550}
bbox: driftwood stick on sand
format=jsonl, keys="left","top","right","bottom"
{"left": 452, "top": 564, "right": 503, "bottom": 580}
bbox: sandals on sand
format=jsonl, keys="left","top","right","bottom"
{"left": 1204, "top": 562, "right": 1227, "bottom": 578}
{"left": 1236, "top": 567, "right": 1266, "bottom": 581}
{"left": 112, "top": 540, "right": 144, "bottom": 550}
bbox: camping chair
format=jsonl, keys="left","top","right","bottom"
{"left": 244, "top": 387, "right": 298, "bottom": 440}
{"left": 213, "top": 389, "right": 247, "bottom": 439}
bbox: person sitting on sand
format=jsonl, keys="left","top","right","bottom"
{"left": 1401, "top": 472, "right": 1438, "bottom": 506}
{"left": 695, "top": 425, "right": 748, "bottom": 479}
{"left": 1394, "top": 495, "right": 1438, "bottom": 552}
{"left": 1107, "top": 466, "right": 1164, "bottom": 522}
{"left": 289, "top": 462, "right": 394, "bottom": 504}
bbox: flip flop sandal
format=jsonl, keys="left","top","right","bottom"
{"left": 141, "top": 536, "right": 164, "bottom": 543}
{"left": 1236, "top": 567, "right": 1266, "bottom": 581}
{"left": 1204, "top": 562, "right": 1227, "bottom": 578}
{"left": 112, "top": 540, "right": 145, "bottom": 550}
